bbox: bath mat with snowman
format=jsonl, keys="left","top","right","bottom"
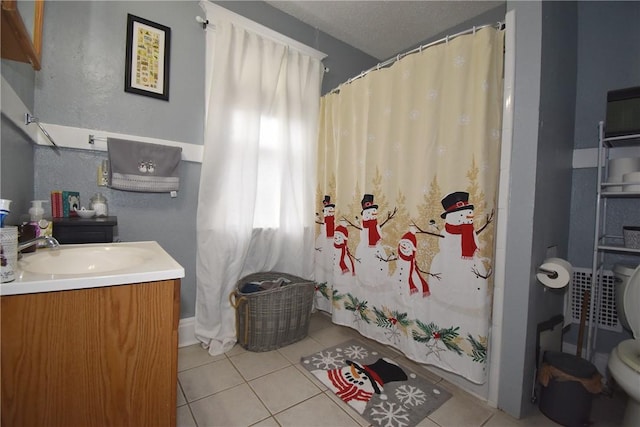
{"left": 301, "top": 339, "right": 451, "bottom": 427}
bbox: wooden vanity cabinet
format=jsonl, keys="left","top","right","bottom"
{"left": 1, "top": 279, "right": 180, "bottom": 427}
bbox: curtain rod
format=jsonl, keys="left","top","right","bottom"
{"left": 329, "top": 21, "right": 505, "bottom": 94}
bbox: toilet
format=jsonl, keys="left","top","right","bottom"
{"left": 609, "top": 264, "right": 640, "bottom": 427}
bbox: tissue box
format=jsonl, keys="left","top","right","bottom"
{"left": 623, "top": 226, "right": 640, "bottom": 249}
{"left": 62, "top": 191, "right": 80, "bottom": 217}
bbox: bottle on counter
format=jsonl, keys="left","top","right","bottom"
{"left": 90, "top": 193, "right": 108, "bottom": 217}
{"left": 29, "top": 200, "right": 52, "bottom": 247}
{"left": 0, "top": 198, "right": 11, "bottom": 227}
{"left": 28, "top": 200, "right": 46, "bottom": 239}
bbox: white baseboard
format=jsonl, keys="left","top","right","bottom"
{"left": 179, "top": 316, "right": 198, "bottom": 348}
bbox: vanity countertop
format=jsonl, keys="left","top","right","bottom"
{"left": 1, "top": 241, "right": 184, "bottom": 296}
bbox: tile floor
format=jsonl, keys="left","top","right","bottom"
{"left": 177, "top": 312, "right": 627, "bottom": 427}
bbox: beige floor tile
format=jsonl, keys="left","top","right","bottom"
{"left": 323, "top": 390, "right": 371, "bottom": 427}
{"left": 293, "top": 362, "right": 329, "bottom": 390}
{"left": 178, "top": 358, "right": 245, "bottom": 402}
{"left": 428, "top": 386, "right": 494, "bottom": 427}
{"left": 251, "top": 417, "right": 281, "bottom": 427}
{"left": 275, "top": 393, "right": 361, "bottom": 427}
{"left": 483, "top": 409, "right": 521, "bottom": 427}
{"left": 514, "top": 409, "right": 562, "bottom": 426}
{"left": 189, "top": 383, "right": 271, "bottom": 427}
{"left": 177, "top": 383, "right": 187, "bottom": 407}
{"left": 176, "top": 405, "right": 197, "bottom": 427}
{"left": 226, "top": 343, "right": 248, "bottom": 357}
{"left": 308, "top": 323, "right": 358, "bottom": 347}
{"left": 229, "top": 349, "right": 292, "bottom": 381}
{"left": 309, "top": 311, "right": 334, "bottom": 333}
{"left": 277, "top": 336, "right": 326, "bottom": 363}
{"left": 250, "top": 365, "right": 322, "bottom": 414}
{"left": 437, "top": 378, "right": 499, "bottom": 411}
{"left": 177, "top": 320, "right": 627, "bottom": 427}
{"left": 414, "top": 415, "right": 442, "bottom": 427}
{"left": 178, "top": 343, "right": 225, "bottom": 372}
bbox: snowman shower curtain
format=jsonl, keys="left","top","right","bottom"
{"left": 314, "top": 27, "right": 504, "bottom": 384}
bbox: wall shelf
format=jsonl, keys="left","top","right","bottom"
{"left": 587, "top": 121, "right": 640, "bottom": 360}
{"left": 1, "top": 0, "right": 43, "bottom": 70}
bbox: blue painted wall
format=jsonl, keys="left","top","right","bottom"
{"left": 1, "top": 60, "right": 36, "bottom": 224}
{"left": 566, "top": 0, "right": 640, "bottom": 356}
{"left": 22, "top": 1, "right": 377, "bottom": 318}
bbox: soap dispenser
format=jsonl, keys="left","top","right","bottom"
{"left": 29, "top": 200, "right": 52, "bottom": 244}
{"left": 90, "top": 193, "right": 108, "bottom": 217}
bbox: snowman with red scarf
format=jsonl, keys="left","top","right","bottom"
{"left": 333, "top": 220, "right": 356, "bottom": 285}
{"left": 391, "top": 225, "right": 430, "bottom": 300}
{"left": 429, "top": 192, "right": 491, "bottom": 326}
{"left": 355, "top": 194, "right": 390, "bottom": 287}
{"left": 315, "top": 195, "right": 336, "bottom": 283}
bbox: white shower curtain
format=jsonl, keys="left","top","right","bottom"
{"left": 195, "top": 4, "right": 324, "bottom": 355}
{"left": 314, "top": 27, "right": 504, "bottom": 383}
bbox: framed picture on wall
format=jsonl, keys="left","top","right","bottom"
{"left": 124, "top": 14, "right": 171, "bottom": 101}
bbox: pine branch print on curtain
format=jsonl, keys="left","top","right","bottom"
{"left": 313, "top": 27, "right": 504, "bottom": 383}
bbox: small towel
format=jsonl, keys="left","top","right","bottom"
{"left": 107, "top": 138, "right": 182, "bottom": 193}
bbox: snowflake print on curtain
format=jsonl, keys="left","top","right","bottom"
{"left": 313, "top": 27, "right": 504, "bottom": 384}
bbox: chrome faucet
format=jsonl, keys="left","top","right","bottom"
{"left": 18, "top": 235, "right": 60, "bottom": 252}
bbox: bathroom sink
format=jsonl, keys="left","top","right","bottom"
{"left": 19, "top": 246, "right": 155, "bottom": 275}
{"left": 3, "top": 241, "right": 184, "bottom": 296}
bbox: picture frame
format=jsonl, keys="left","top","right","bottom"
{"left": 124, "top": 14, "right": 171, "bottom": 101}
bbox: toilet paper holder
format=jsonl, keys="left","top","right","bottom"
{"left": 538, "top": 266, "right": 559, "bottom": 279}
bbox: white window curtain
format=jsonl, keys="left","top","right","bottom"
{"left": 195, "top": 3, "right": 325, "bottom": 355}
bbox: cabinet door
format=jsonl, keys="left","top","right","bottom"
{"left": 1, "top": 280, "right": 180, "bottom": 427}
{"left": 0, "top": 0, "right": 43, "bottom": 69}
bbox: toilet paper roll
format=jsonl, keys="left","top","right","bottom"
{"left": 607, "top": 157, "right": 640, "bottom": 191}
{"left": 536, "top": 258, "right": 573, "bottom": 289}
{"left": 622, "top": 171, "right": 640, "bottom": 192}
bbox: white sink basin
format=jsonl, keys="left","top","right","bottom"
{"left": 1, "top": 241, "right": 184, "bottom": 296}
{"left": 19, "top": 246, "right": 155, "bottom": 275}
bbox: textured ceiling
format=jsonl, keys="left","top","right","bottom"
{"left": 267, "top": 1, "right": 504, "bottom": 60}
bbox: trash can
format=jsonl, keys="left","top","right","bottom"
{"left": 538, "top": 351, "right": 602, "bottom": 427}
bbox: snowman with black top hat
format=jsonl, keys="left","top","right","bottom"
{"left": 354, "top": 194, "right": 390, "bottom": 288}
{"left": 315, "top": 195, "right": 336, "bottom": 283}
{"left": 428, "top": 192, "right": 492, "bottom": 343}
{"left": 311, "top": 357, "right": 408, "bottom": 414}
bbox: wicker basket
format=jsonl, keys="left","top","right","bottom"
{"left": 229, "top": 272, "right": 315, "bottom": 352}
{"left": 623, "top": 226, "right": 640, "bottom": 249}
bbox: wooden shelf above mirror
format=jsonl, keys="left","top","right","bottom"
{"left": 1, "top": 0, "right": 43, "bottom": 70}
